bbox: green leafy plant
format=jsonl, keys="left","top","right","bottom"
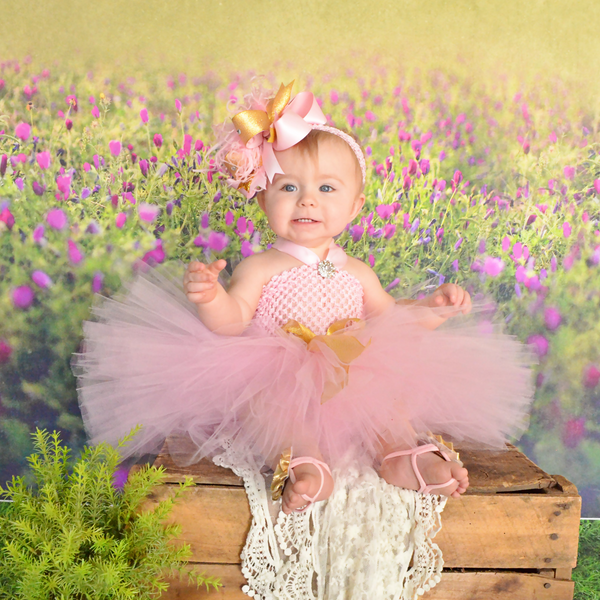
{"left": 573, "top": 519, "right": 600, "bottom": 600}
{"left": 0, "top": 429, "right": 220, "bottom": 599}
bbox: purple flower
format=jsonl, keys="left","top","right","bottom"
{"left": 12, "top": 285, "right": 35, "bottom": 309}
{"left": 410, "top": 218, "right": 420, "bottom": 234}
{"left": 67, "top": 239, "right": 84, "bottom": 264}
{"left": 32, "top": 181, "right": 45, "bottom": 196}
{"left": 454, "top": 237, "right": 463, "bottom": 251}
{"left": 85, "top": 221, "right": 100, "bottom": 234}
{"left": 384, "top": 278, "right": 400, "bottom": 292}
{"left": 31, "top": 270, "right": 52, "bottom": 289}
{"left": 201, "top": 213, "right": 210, "bottom": 229}
{"left": 478, "top": 239, "right": 486, "bottom": 254}
{"left": 115, "top": 213, "right": 127, "bottom": 228}
{"left": 109, "top": 140, "right": 122, "bottom": 157}
{"left": 33, "top": 224, "right": 45, "bottom": 243}
{"left": 15, "top": 122, "right": 31, "bottom": 141}
{"left": 375, "top": 204, "right": 394, "bottom": 220}
{"left": 142, "top": 240, "right": 165, "bottom": 264}
{"left": 484, "top": 256, "right": 505, "bottom": 277}
{"left": 0, "top": 339, "right": 12, "bottom": 364}
{"left": 384, "top": 223, "right": 396, "bottom": 239}
{"left": 80, "top": 187, "right": 91, "bottom": 200}
{"left": 138, "top": 203, "right": 160, "bottom": 222}
{"left": 208, "top": 231, "right": 229, "bottom": 252}
{"left": 241, "top": 240, "right": 254, "bottom": 257}
{"left": 213, "top": 191, "right": 222, "bottom": 203}
{"left": 515, "top": 265, "right": 527, "bottom": 283}
{"left": 15, "top": 177, "right": 24, "bottom": 191}
{"left": 0, "top": 207, "right": 14, "bottom": 230}
{"left": 515, "top": 283, "right": 522, "bottom": 298}
{"left": 583, "top": 364, "right": 600, "bottom": 389}
{"left": 153, "top": 133, "right": 163, "bottom": 148}
{"left": 46, "top": 208, "right": 68, "bottom": 230}
{"left": 36, "top": 151, "right": 51, "bottom": 169}
{"left": 0, "top": 154, "right": 7, "bottom": 177}
{"left": 562, "top": 418, "right": 585, "bottom": 449}
{"left": 527, "top": 334, "right": 549, "bottom": 358}
{"left": 140, "top": 108, "right": 149, "bottom": 123}
{"left": 139, "top": 159, "right": 149, "bottom": 176}
{"left": 350, "top": 225, "right": 364, "bottom": 242}
{"left": 92, "top": 271, "right": 104, "bottom": 293}
{"left": 419, "top": 159, "right": 430, "bottom": 175}
{"left": 112, "top": 467, "right": 129, "bottom": 490}
{"left": 544, "top": 307, "right": 562, "bottom": 331}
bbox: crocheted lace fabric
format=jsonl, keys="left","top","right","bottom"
{"left": 214, "top": 443, "right": 447, "bottom": 600}
{"left": 254, "top": 264, "right": 364, "bottom": 335}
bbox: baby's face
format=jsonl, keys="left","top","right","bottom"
{"left": 257, "top": 137, "right": 365, "bottom": 250}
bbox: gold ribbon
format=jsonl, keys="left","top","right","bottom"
{"left": 271, "top": 447, "right": 292, "bottom": 501}
{"left": 232, "top": 81, "right": 294, "bottom": 145}
{"left": 282, "top": 318, "right": 369, "bottom": 404}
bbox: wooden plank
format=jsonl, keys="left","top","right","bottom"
{"left": 160, "top": 564, "right": 574, "bottom": 600}
{"left": 148, "top": 482, "right": 580, "bottom": 569}
{"left": 155, "top": 438, "right": 556, "bottom": 493}
{"left": 142, "top": 486, "right": 251, "bottom": 564}
{"left": 460, "top": 445, "right": 557, "bottom": 493}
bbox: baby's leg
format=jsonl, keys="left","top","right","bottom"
{"left": 378, "top": 435, "right": 469, "bottom": 498}
{"left": 277, "top": 448, "right": 334, "bottom": 514}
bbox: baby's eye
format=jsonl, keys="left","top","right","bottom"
{"left": 282, "top": 184, "right": 297, "bottom": 192}
{"left": 320, "top": 185, "right": 334, "bottom": 192}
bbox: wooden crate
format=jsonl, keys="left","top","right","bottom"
{"left": 147, "top": 438, "right": 580, "bottom": 600}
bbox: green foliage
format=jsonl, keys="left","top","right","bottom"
{"left": 0, "top": 429, "right": 220, "bottom": 599}
{"left": 573, "top": 520, "right": 600, "bottom": 600}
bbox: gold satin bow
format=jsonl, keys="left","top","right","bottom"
{"left": 271, "top": 447, "right": 292, "bottom": 501}
{"left": 282, "top": 318, "right": 370, "bottom": 404}
{"left": 232, "top": 81, "right": 294, "bottom": 145}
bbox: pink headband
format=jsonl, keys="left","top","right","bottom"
{"left": 214, "top": 82, "right": 366, "bottom": 199}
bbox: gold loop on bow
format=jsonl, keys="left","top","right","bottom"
{"left": 232, "top": 81, "right": 295, "bottom": 145}
{"left": 282, "top": 318, "right": 370, "bottom": 403}
{"left": 271, "top": 447, "right": 292, "bottom": 501}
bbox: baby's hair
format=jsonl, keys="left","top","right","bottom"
{"left": 293, "top": 129, "right": 366, "bottom": 192}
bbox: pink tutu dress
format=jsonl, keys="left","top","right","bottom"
{"left": 74, "top": 239, "right": 536, "bottom": 468}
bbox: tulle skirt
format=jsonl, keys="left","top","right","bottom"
{"left": 73, "top": 266, "right": 537, "bottom": 468}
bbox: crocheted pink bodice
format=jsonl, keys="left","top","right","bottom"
{"left": 254, "top": 263, "right": 364, "bottom": 335}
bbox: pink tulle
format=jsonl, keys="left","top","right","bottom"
{"left": 74, "top": 266, "right": 537, "bottom": 469}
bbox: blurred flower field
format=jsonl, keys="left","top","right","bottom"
{"left": 1, "top": 58, "right": 599, "bottom": 517}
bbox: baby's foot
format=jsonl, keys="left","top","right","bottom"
{"left": 281, "top": 461, "right": 334, "bottom": 514}
{"left": 380, "top": 448, "right": 469, "bottom": 498}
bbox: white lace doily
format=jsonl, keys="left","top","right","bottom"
{"left": 213, "top": 445, "right": 447, "bottom": 600}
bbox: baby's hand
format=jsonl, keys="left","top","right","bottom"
{"left": 184, "top": 259, "right": 227, "bottom": 304}
{"left": 428, "top": 283, "right": 471, "bottom": 318}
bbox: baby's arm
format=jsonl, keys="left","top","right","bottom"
{"left": 184, "top": 255, "right": 266, "bottom": 335}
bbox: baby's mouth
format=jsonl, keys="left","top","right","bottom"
{"left": 294, "top": 218, "right": 319, "bottom": 223}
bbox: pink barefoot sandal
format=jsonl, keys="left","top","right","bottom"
{"left": 381, "top": 439, "right": 461, "bottom": 495}
{"left": 271, "top": 448, "right": 332, "bottom": 512}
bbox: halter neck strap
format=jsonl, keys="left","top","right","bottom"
{"left": 273, "top": 238, "right": 348, "bottom": 269}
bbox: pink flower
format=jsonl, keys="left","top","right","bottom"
{"left": 153, "top": 133, "right": 163, "bottom": 148}
{"left": 330, "top": 90, "right": 339, "bottom": 104}
{"left": 175, "top": 98, "right": 182, "bottom": 112}
{"left": 544, "top": 307, "right": 562, "bottom": 331}
{"left": 0, "top": 339, "right": 12, "bottom": 364}
{"left": 109, "top": 140, "right": 122, "bottom": 157}
{"left": 36, "top": 151, "right": 51, "bottom": 169}
{"left": 92, "top": 272, "right": 104, "bottom": 293}
{"left": 91, "top": 105, "right": 100, "bottom": 118}
{"left": 502, "top": 236, "right": 511, "bottom": 252}
{"left": 12, "top": 285, "right": 35, "bottom": 309}
{"left": 583, "top": 364, "right": 600, "bottom": 389}
{"left": 241, "top": 240, "right": 254, "bottom": 257}
{"left": 368, "top": 254, "right": 375, "bottom": 267}
{"left": 562, "top": 418, "right": 585, "bottom": 449}
{"left": 375, "top": 204, "right": 394, "bottom": 220}
{"left": 140, "top": 108, "right": 149, "bottom": 123}
{"left": 384, "top": 223, "right": 396, "bottom": 239}
{"left": 208, "top": 231, "right": 229, "bottom": 252}
{"left": 56, "top": 175, "right": 71, "bottom": 200}
{"left": 0, "top": 207, "right": 15, "bottom": 230}
{"left": 563, "top": 222, "right": 571, "bottom": 238}
{"left": 115, "top": 213, "right": 127, "bottom": 228}
{"left": 138, "top": 203, "right": 160, "bottom": 222}
{"left": 65, "top": 119, "right": 73, "bottom": 131}
{"left": 31, "top": 270, "right": 52, "bottom": 289}
{"left": 484, "top": 256, "right": 505, "bottom": 277}
{"left": 33, "top": 225, "right": 45, "bottom": 243}
{"left": 563, "top": 166, "right": 575, "bottom": 180}
{"left": 594, "top": 179, "right": 600, "bottom": 195}
{"left": 67, "top": 239, "right": 84, "bottom": 264}
{"left": 142, "top": 239, "right": 165, "bottom": 264}
{"left": 46, "top": 208, "right": 68, "bottom": 230}
{"left": 527, "top": 334, "right": 549, "bottom": 358}
{"left": 15, "top": 122, "right": 31, "bottom": 141}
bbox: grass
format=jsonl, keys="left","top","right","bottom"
{"left": 574, "top": 520, "right": 600, "bottom": 599}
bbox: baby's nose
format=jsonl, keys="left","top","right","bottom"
{"left": 298, "top": 191, "right": 317, "bottom": 206}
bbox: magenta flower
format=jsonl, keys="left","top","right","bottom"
{"left": 142, "top": 240, "right": 165, "bottom": 264}
{"left": 515, "top": 265, "right": 526, "bottom": 283}
{"left": 384, "top": 223, "right": 396, "bottom": 239}
{"left": 140, "top": 107, "right": 149, "bottom": 123}
{"left": 12, "top": 286, "right": 35, "bottom": 309}
{"left": 527, "top": 334, "right": 549, "bottom": 358}
{"left": 351, "top": 225, "right": 364, "bottom": 242}
{"left": 138, "top": 203, "right": 160, "bottom": 222}
{"left": 56, "top": 175, "right": 71, "bottom": 200}
{"left": 0, "top": 154, "right": 7, "bottom": 177}
{"left": 15, "top": 122, "right": 31, "bottom": 141}
{"left": 183, "top": 134, "right": 192, "bottom": 156}
{"left": 512, "top": 242, "right": 523, "bottom": 259}
{"left": 594, "top": 179, "right": 600, "bottom": 195}
{"left": 15, "top": 178, "right": 24, "bottom": 191}
{"left": 563, "top": 166, "right": 575, "bottom": 180}
{"left": 483, "top": 256, "right": 504, "bottom": 277}
{"left": 501, "top": 236, "right": 511, "bottom": 252}
{"left": 67, "top": 239, "right": 84, "bottom": 264}
{"left": 544, "top": 307, "right": 562, "bottom": 331}
{"left": 109, "top": 140, "right": 122, "bottom": 157}
{"left": 91, "top": 105, "right": 100, "bottom": 118}
{"left": 478, "top": 239, "right": 486, "bottom": 254}
{"left": 32, "top": 181, "right": 45, "bottom": 196}
{"left": 376, "top": 204, "right": 394, "bottom": 220}
{"left": 0, "top": 339, "right": 12, "bottom": 364}
{"left": 139, "top": 159, "right": 149, "bottom": 176}
{"left": 208, "top": 231, "right": 229, "bottom": 252}
{"left": 563, "top": 222, "right": 571, "bottom": 238}
{"left": 0, "top": 207, "right": 15, "bottom": 230}
{"left": 46, "top": 208, "right": 68, "bottom": 230}
{"left": 241, "top": 240, "right": 254, "bottom": 257}
{"left": 153, "top": 133, "right": 163, "bottom": 149}
{"left": 236, "top": 216, "right": 248, "bottom": 234}
{"left": 330, "top": 90, "right": 339, "bottom": 104}
{"left": 175, "top": 98, "right": 182, "bottom": 112}
{"left": 583, "top": 364, "right": 600, "bottom": 389}
{"left": 36, "top": 151, "right": 51, "bottom": 169}
{"left": 225, "top": 211, "right": 235, "bottom": 226}
{"left": 65, "top": 119, "right": 73, "bottom": 131}
{"left": 112, "top": 467, "right": 129, "bottom": 490}
{"left": 562, "top": 418, "right": 585, "bottom": 449}
{"left": 33, "top": 225, "right": 45, "bottom": 243}
{"left": 115, "top": 213, "right": 127, "bottom": 228}
{"left": 31, "top": 270, "right": 52, "bottom": 289}
{"left": 92, "top": 272, "right": 104, "bottom": 293}
{"left": 368, "top": 254, "right": 375, "bottom": 267}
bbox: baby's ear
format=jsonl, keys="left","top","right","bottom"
{"left": 351, "top": 192, "right": 366, "bottom": 219}
{"left": 256, "top": 190, "right": 266, "bottom": 211}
